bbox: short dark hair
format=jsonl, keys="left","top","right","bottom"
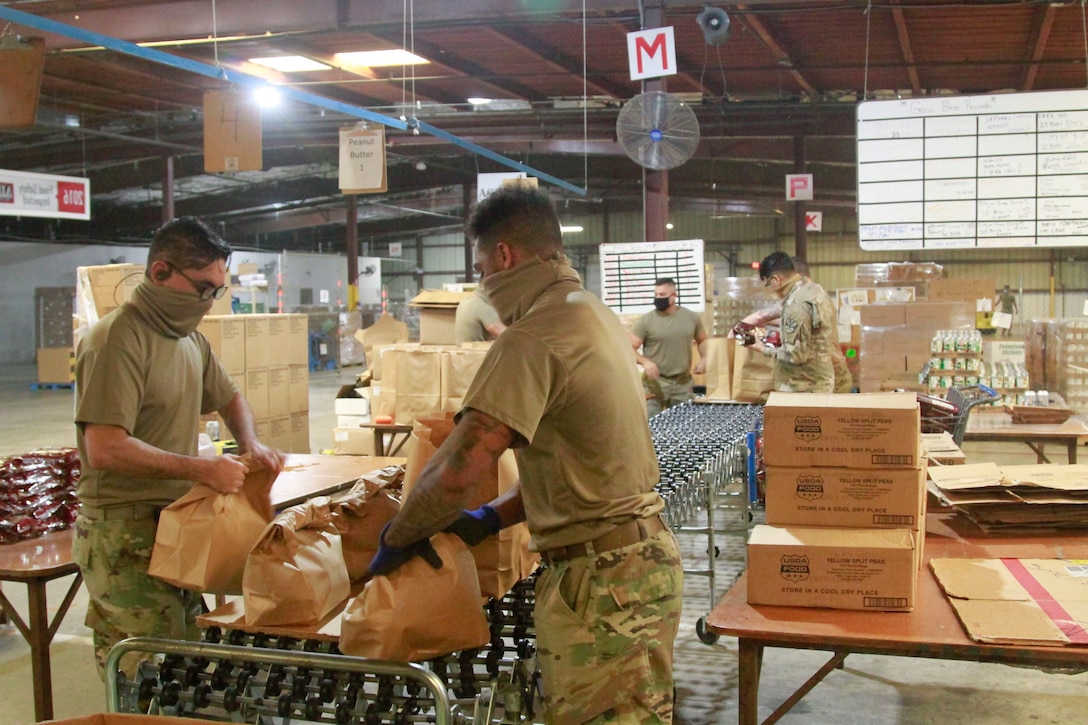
{"left": 147, "top": 216, "right": 231, "bottom": 273}
{"left": 655, "top": 277, "right": 676, "bottom": 287}
{"left": 467, "top": 185, "right": 563, "bottom": 257}
{"left": 759, "top": 251, "right": 795, "bottom": 281}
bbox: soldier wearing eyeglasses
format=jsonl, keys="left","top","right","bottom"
{"left": 72, "top": 216, "right": 284, "bottom": 677}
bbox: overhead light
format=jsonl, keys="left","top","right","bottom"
{"left": 467, "top": 97, "right": 493, "bottom": 106}
{"left": 335, "top": 49, "right": 429, "bottom": 67}
{"left": 560, "top": 225, "right": 583, "bottom": 233}
{"left": 253, "top": 86, "right": 281, "bottom": 107}
{"left": 666, "top": 222, "right": 674, "bottom": 230}
{"left": 248, "top": 56, "right": 331, "bottom": 72}
{"left": 414, "top": 160, "right": 427, "bottom": 171}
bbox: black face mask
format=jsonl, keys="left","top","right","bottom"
{"left": 653, "top": 296, "right": 671, "bottom": 312}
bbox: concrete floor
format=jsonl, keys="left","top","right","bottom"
{"left": 1, "top": 361, "right": 1087, "bottom": 724}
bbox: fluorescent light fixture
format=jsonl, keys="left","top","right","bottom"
{"left": 335, "top": 49, "right": 429, "bottom": 67}
{"left": 666, "top": 222, "right": 674, "bottom": 230}
{"left": 254, "top": 86, "right": 281, "bottom": 107}
{"left": 560, "top": 225, "right": 583, "bottom": 233}
{"left": 467, "top": 97, "right": 493, "bottom": 105}
{"left": 248, "top": 56, "right": 331, "bottom": 72}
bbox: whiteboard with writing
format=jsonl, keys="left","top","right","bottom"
{"left": 856, "top": 89, "right": 1088, "bottom": 251}
{"left": 599, "top": 239, "right": 705, "bottom": 314}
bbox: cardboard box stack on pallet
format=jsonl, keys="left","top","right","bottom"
{"left": 198, "top": 313, "right": 311, "bottom": 453}
{"left": 748, "top": 392, "right": 924, "bottom": 612}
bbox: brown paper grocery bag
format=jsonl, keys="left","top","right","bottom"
{"left": 732, "top": 343, "right": 775, "bottom": 403}
{"left": 440, "top": 348, "right": 488, "bottom": 413}
{"left": 339, "top": 533, "right": 490, "bottom": 661}
{"left": 243, "top": 496, "right": 350, "bottom": 626}
{"left": 149, "top": 454, "right": 275, "bottom": 595}
{"left": 703, "top": 337, "right": 735, "bottom": 400}
{"left": 331, "top": 466, "right": 403, "bottom": 583}
{"left": 403, "top": 416, "right": 537, "bottom": 599}
{"left": 393, "top": 348, "right": 444, "bottom": 425}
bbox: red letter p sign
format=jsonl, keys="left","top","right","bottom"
{"left": 786, "top": 173, "right": 813, "bottom": 201}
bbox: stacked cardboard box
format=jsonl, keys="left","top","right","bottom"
{"left": 749, "top": 392, "right": 924, "bottom": 612}
{"left": 858, "top": 301, "right": 973, "bottom": 392}
{"left": 198, "top": 313, "right": 310, "bottom": 453}
{"left": 409, "top": 289, "right": 472, "bottom": 345}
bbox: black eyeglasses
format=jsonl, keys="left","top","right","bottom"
{"left": 166, "top": 262, "right": 229, "bottom": 301}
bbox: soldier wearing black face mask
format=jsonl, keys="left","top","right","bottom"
{"left": 630, "top": 277, "right": 708, "bottom": 417}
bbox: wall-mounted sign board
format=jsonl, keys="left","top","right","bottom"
{"left": 599, "top": 239, "right": 705, "bottom": 314}
{"left": 856, "top": 89, "right": 1088, "bottom": 251}
{"left": 0, "top": 168, "right": 90, "bottom": 220}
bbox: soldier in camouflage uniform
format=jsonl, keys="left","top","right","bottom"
{"left": 370, "top": 186, "right": 683, "bottom": 724}
{"left": 73, "top": 217, "right": 283, "bottom": 676}
{"left": 745, "top": 252, "right": 835, "bottom": 393}
{"left": 736, "top": 257, "right": 853, "bottom": 393}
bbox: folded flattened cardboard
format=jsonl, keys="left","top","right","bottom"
{"left": 243, "top": 496, "right": 350, "bottom": 626}
{"left": 764, "top": 465, "right": 925, "bottom": 529}
{"left": 149, "top": 455, "right": 275, "bottom": 595}
{"left": 763, "top": 391, "right": 921, "bottom": 469}
{"left": 931, "top": 558, "right": 1088, "bottom": 646}
{"left": 339, "top": 533, "right": 491, "bottom": 661}
{"left": 331, "top": 467, "right": 403, "bottom": 582}
{"left": 747, "top": 524, "right": 916, "bottom": 611}
{"left": 404, "top": 415, "right": 539, "bottom": 599}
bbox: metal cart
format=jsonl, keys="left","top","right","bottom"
{"left": 919, "top": 384, "right": 1001, "bottom": 447}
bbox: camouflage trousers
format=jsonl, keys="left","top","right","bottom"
{"left": 535, "top": 529, "right": 683, "bottom": 724}
{"left": 71, "top": 513, "right": 203, "bottom": 678}
{"left": 645, "top": 375, "right": 694, "bottom": 419}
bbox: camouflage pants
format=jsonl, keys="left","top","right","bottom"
{"left": 535, "top": 530, "right": 683, "bottom": 724}
{"left": 71, "top": 514, "right": 203, "bottom": 678}
{"left": 645, "top": 376, "right": 694, "bottom": 419}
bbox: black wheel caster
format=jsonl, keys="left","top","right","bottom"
{"left": 695, "top": 616, "right": 720, "bottom": 645}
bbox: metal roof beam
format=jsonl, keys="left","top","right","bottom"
{"left": 890, "top": 8, "right": 921, "bottom": 98}
{"left": 1021, "top": 4, "right": 1056, "bottom": 91}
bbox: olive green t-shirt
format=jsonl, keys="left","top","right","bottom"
{"left": 463, "top": 263, "right": 662, "bottom": 552}
{"left": 632, "top": 306, "right": 705, "bottom": 380}
{"left": 454, "top": 288, "right": 502, "bottom": 343}
{"left": 74, "top": 304, "right": 238, "bottom": 508}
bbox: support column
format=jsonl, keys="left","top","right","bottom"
{"left": 464, "top": 183, "right": 475, "bottom": 281}
{"left": 642, "top": 0, "right": 668, "bottom": 244}
{"left": 161, "top": 156, "right": 174, "bottom": 222}
{"left": 346, "top": 195, "right": 359, "bottom": 309}
{"left": 793, "top": 135, "right": 808, "bottom": 260}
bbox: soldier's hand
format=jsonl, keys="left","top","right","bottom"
{"left": 203, "top": 453, "right": 249, "bottom": 494}
{"left": 242, "top": 441, "right": 285, "bottom": 476}
{"left": 642, "top": 359, "right": 661, "bottom": 380}
{"left": 368, "top": 523, "right": 443, "bottom": 576}
{"left": 445, "top": 505, "right": 502, "bottom": 546}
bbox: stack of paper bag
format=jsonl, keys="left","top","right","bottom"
{"left": 732, "top": 343, "right": 774, "bottom": 403}
{"left": 331, "top": 466, "right": 403, "bottom": 583}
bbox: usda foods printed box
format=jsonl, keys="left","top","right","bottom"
{"left": 763, "top": 392, "right": 920, "bottom": 469}
{"left": 764, "top": 465, "right": 925, "bottom": 529}
{"left": 747, "top": 524, "right": 916, "bottom": 611}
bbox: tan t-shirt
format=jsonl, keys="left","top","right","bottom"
{"left": 463, "top": 266, "right": 662, "bottom": 552}
{"left": 632, "top": 306, "right": 705, "bottom": 380}
{"left": 454, "top": 288, "right": 501, "bottom": 343}
{"left": 75, "top": 304, "right": 238, "bottom": 508}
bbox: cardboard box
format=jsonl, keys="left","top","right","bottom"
{"left": 928, "top": 277, "right": 995, "bottom": 304}
{"left": 765, "top": 465, "right": 925, "bottom": 529}
{"left": 334, "top": 393, "right": 370, "bottom": 417}
{"left": 204, "top": 89, "right": 262, "bottom": 172}
{"left": 337, "top": 414, "right": 369, "bottom": 428}
{"left": 288, "top": 364, "right": 309, "bottom": 413}
{"left": 36, "top": 347, "right": 74, "bottom": 383}
{"left": 290, "top": 412, "right": 310, "bottom": 453}
{"left": 747, "top": 524, "right": 916, "bottom": 611}
{"left": 332, "top": 427, "right": 375, "bottom": 455}
{"left": 860, "top": 303, "right": 907, "bottom": 329}
{"left": 245, "top": 368, "right": 269, "bottom": 419}
{"left": 245, "top": 315, "right": 270, "bottom": 371}
{"left": 985, "top": 340, "right": 1026, "bottom": 365}
{"left": 931, "top": 558, "right": 1088, "bottom": 645}
{"left": 267, "top": 365, "right": 290, "bottom": 417}
{"left": 763, "top": 392, "right": 921, "bottom": 469}
{"left": 921, "top": 432, "right": 965, "bottom": 465}
{"left": 81, "top": 263, "right": 145, "bottom": 318}
{"left": 410, "top": 289, "right": 470, "bottom": 345}
{"left": 268, "top": 315, "right": 291, "bottom": 366}
{"left": 269, "top": 415, "right": 292, "bottom": 451}
{"left": 198, "top": 315, "right": 246, "bottom": 374}
{"left": 287, "top": 313, "right": 309, "bottom": 365}
{"left": 255, "top": 418, "right": 271, "bottom": 445}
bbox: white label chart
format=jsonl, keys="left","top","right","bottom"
{"left": 599, "top": 239, "right": 705, "bottom": 314}
{"left": 856, "top": 90, "right": 1088, "bottom": 250}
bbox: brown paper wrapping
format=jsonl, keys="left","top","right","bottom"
{"left": 732, "top": 344, "right": 775, "bottom": 403}
{"left": 403, "top": 416, "right": 539, "bottom": 599}
{"left": 339, "top": 533, "right": 491, "bottom": 661}
{"left": 148, "top": 454, "right": 275, "bottom": 595}
{"left": 243, "top": 496, "right": 350, "bottom": 626}
{"left": 331, "top": 466, "right": 403, "bottom": 583}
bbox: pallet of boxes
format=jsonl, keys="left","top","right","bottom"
{"left": 747, "top": 392, "right": 925, "bottom": 612}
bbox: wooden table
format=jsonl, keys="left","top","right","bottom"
{"left": 0, "top": 528, "right": 82, "bottom": 722}
{"left": 0, "top": 453, "right": 405, "bottom": 722}
{"left": 706, "top": 513, "right": 1088, "bottom": 725}
{"left": 963, "top": 410, "right": 1088, "bottom": 463}
{"left": 357, "top": 422, "right": 414, "bottom": 457}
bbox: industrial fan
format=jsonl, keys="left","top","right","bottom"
{"left": 616, "top": 91, "right": 700, "bottom": 170}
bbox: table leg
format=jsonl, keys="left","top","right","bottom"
{"left": 1069, "top": 439, "right": 1078, "bottom": 464}
{"left": 27, "top": 580, "right": 53, "bottom": 721}
{"left": 737, "top": 638, "right": 763, "bottom": 725}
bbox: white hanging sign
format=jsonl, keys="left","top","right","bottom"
{"left": 627, "top": 27, "right": 677, "bottom": 81}
{"left": 805, "top": 210, "right": 823, "bottom": 232}
{"left": 0, "top": 169, "right": 90, "bottom": 220}
{"left": 338, "top": 127, "right": 387, "bottom": 193}
{"left": 786, "top": 173, "right": 813, "bottom": 201}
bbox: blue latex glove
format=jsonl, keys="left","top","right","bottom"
{"left": 444, "top": 505, "right": 502, "bottom": 546}
{"left": 367, "top": 522, "right": 443, "bottom": 576}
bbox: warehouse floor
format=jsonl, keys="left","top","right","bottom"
{"left": 2, "top": 361, "right": 1087, "bottom": 724}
